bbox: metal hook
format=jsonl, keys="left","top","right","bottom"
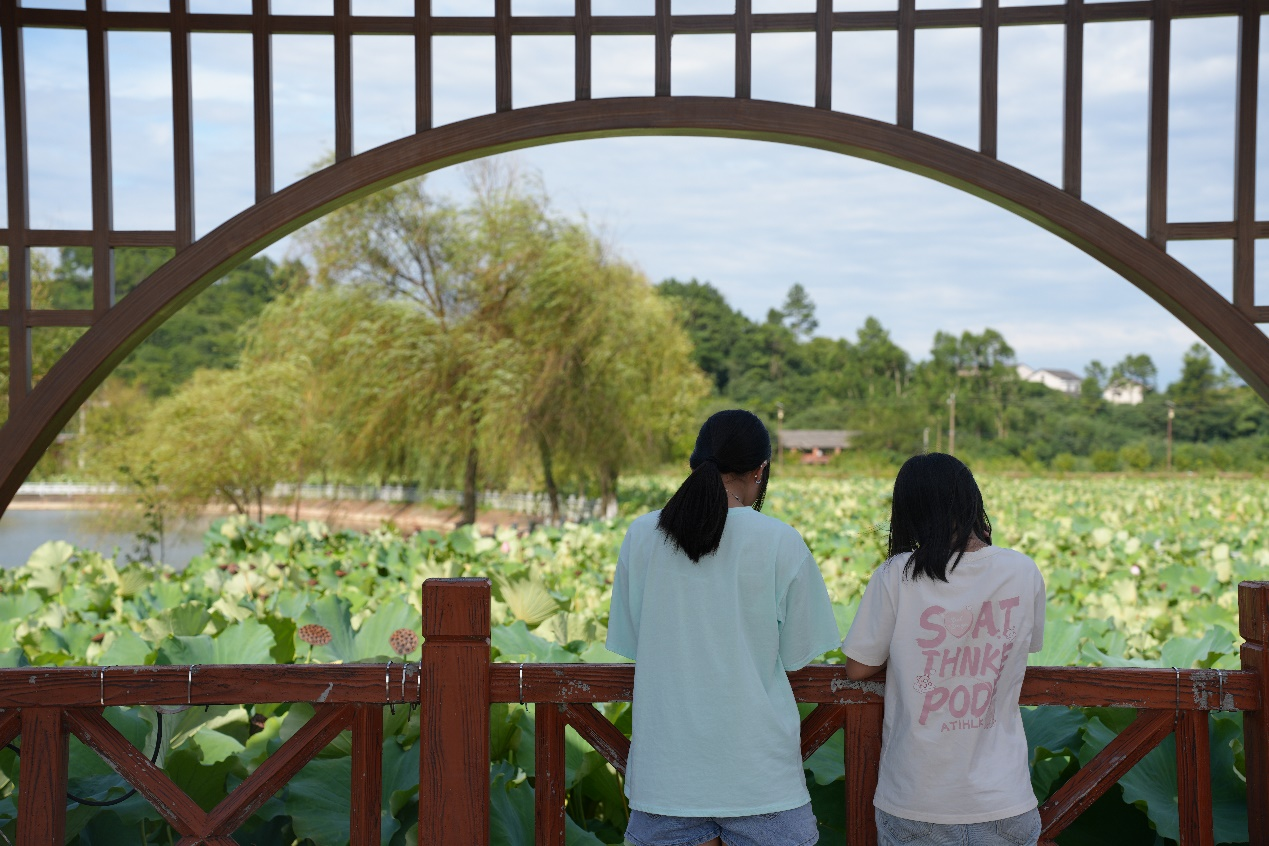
{"left": 400, "top": 663, "right": 407, "bottom": 703}
{"left": 1217, "top": 668, "right": 1226, "bottom": 711}
{"left": 518, "top": 663, "right": 525, "bottom": 706}
{"left": 1173, "top": 667, "right": 1180, "bottom": 714}
{"left": 386, "top": 662, "right": 395, "bottom": 715}
{"left": 188, "top": 664, "right": 194, "bottom": 706}
{"left": 99, "top": 667, "right": 106, "bottom": 708}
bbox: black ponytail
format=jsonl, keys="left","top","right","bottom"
{"left": 888, "top": 452, "right": 992, "bottom": 581}
{"left": 657, "top": 409, "right": 772, "bottom": 562}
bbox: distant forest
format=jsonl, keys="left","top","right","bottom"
{"left": 657, "top": 278, "right": 1269, "bottom": 473}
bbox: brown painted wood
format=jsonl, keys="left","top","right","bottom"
{"left": 1146, "top": 0, "right": 1170, "bottom": 247}
{"left": 351, "top": 704, "right": 383, "bottom": 846}
{"left": 816, "top": 0, "right": 832, "bottom": 110}
{"left": 1241, "top": 581, "right": 1269, "bottom": 844}
{"left": 335, "top": 0, "right": 353, "bottom": 162}
{"left": 419, "top": 578, "right": 490, "bottom": 846}
{"left": 496, "top": 0, "right": 512, "bottom": 113}
{"left": 8, "top": 97, "right": 1269, "bottom": 520}
{"left": 980, "top": 0, "right": 999, "bottom": 157}
{"left": 534, "top": 703, "right": 567, "bottom": 846}
{"left": 1170, "top": 221, "right": 1236, "bottom": 240}
{"left": 197, "top": 703, "right": 355, "bottom": 839}
{"left": 2, "top": 0, "right": 29, "bottom": 414}
{"left": 112, "top": 230, "right": 179, "bottom": 248}
{"left": 1062, "top": 0, "right": 1083, "bottom": 196}
{"left": 1175, "top": 710, "right": 1215, "bottom": 846}
{"left": 16, "top": 709, "right": 68, "bottom": 846}
{"left": 86, "top": 0, "right": 115, "bottom": 314}
{"left": 843, "top": 702, "right": 882, "bottom": 846}
{"left": 897, "top": 0, "right": 915, "bottom": 128}
{"left": 799, "top": 702, "right": 847, "bottom": 760}
{"left": 736, "top": 0, "right": 752, "bottom": 100}
{"left": 1233, "top": 0, "right": 1258, "bottom": 311}
{"left": 253, "top": 0, "right": 274, "bottom": 202}
{"left": 171, "top": 0, "right": 195, "bottom": 249}
{"left": 27, "top": 310, "right": 95, "bottom": 328}
{"left": 415, "top": 0, "right": 432, "bottom": 132}
{"left": 560, "top": 702, "right": 630, "bottom": 774}
{"left": 575, "top": 0, "right": 591, "bottom": 102}
{"left": 0, "top": 709, "right": 19, "bottom": 747}
{"left": 65, "top": 708, "right": 208, "bottom": 834}
{"left": 655, "top": 0, "right": 670, "bottom": 97}
{"left": 1039, "top": 709, "right": 1176, "bottom": 838}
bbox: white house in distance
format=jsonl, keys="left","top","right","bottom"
{"left": 1015, "top": 364, "right": 1146, "bottom": 405}
{"left": 1016, "top": 364, "right": 1082, "bottom": 396}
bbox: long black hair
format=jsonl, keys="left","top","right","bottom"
{"left": 657, "top": 409, "right": 772, "bottom": 562}
{"left": 888, "top": 452, "right": 992, "bottom": 582}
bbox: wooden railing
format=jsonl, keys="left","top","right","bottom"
{"left": 1, "top": 578, "right": 1266, "bottom": 846}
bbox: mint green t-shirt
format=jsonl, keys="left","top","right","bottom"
{"left": 606, "top": 508, "right": 841, "bottom": 816}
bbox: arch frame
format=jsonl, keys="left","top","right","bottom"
{"left": 2, "top": 97, "right": 1267, "bottom": 516}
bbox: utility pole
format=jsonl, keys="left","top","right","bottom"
{"left": 1166, "top": 401, "right": 1175, "bottom": 472}
{"left": 923, "top": 427, "right": 930, "bottom": 454}
{"left": 947, "top": 392, "right": 957, "bottom": 457}
{"left": 776, "top": 403, "right": 784, "bottom": 466}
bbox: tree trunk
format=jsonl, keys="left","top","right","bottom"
{"left": 460, "top": 446, "right": 479, "bottom": 526}
{"left": 599, "top": 465, "right": 619, "bottom": 520}
{"left": 539, "top": 434, "right": 561, "bottom": 525}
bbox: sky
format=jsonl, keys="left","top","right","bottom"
{"left": 10, "top": 1, "right": 1269, "bottom": 387}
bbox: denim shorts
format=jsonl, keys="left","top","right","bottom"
{"left": 625, "top": 802, "right": 819, "bottom": 846}
{"left": 875, "top": 807, "right": 1041, "bottom": 846}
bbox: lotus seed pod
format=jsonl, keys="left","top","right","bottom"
{"left": 389, "top": 628, "right": 419, "bottom": 656}
{"left": 297, "top": 623, "right": 333, "bottom": 646}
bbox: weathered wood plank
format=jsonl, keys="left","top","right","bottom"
{"left": 799, "top": 702, "right": 847, "bottom": 761}
{"left": 1039, "top": 709, "right": 1176, "bottom": 838}
{"left": 736, "top": 0, "right": 752, "bottom": 100}
{"left": 1233, "top": 0, "right": 1258, "bottom": 311}
{"left": 843, "top": 702, "right": 882, "bottom": 846}
{"left": 171, "top": 0, "right": 195, "bottom": 249}
{"left": 897, "top": 0, "right": 915, "bottom": 128}
{"left": 350, "top": 704, "right": 383, "bottom": 846}
{"left": 496, "top": 0, "right": 512, "bottom": 112}
{"left": 86, "top": 0, "right": 115, "bottom": 314}
{"left": 1175, "top": 710, "right": 1214, "bottom": 846}
{"left": 419, "top": 578, "right": 491, "bottom": 846}
{"left": 65, "top": 708, "right": 208, "bottom": 834}
{"left": 816, "top": 0, "right": 832, "bottom": 109}
{"left": 252, "top": 0, "right": 274, "bottom": 202}
{"left": 980, "top": 0, "right": 999, "bottom": 157}
{"left": 535, "top": 703, "right": 567, "bottom": 846}
{"left": 1241, "top": 582, "right": 1269, "bottom": 844}
{"left": 561, "top": 702, "right": 630, "bottom": 774}
{"left": 335, "top": 0, "right": 353, "bottom": 161}
{"left": 575, "top": 0, "right": 591, "bottom": 101}
{"left": 1146, "top": 0, "right": 1170, "bottom": 246}
{"left": 414, "top": 0, "right": 432, "bottom": 132}
{"left": 655, "top": 0, "right": 670, "bottom": 97}
{"left": 17, "top": 709, "right": 68, "bottom": 846}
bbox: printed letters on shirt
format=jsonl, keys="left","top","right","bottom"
{"left": 912, "top": 597, "right": 1021, "bottom": 732}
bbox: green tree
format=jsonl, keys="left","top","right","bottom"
{"left": 778, "top": 283, "right": 818, "bottom": 340}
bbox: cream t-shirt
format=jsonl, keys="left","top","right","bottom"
{"left": 842, "top": 546, "right": 1045, "bottom": 824}
{"left": 607, "top": 508, "right": 841, "bottom": 816}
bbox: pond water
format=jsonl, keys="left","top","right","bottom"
{"left": 0, "top": 508, "right": 213, "bottom": 570}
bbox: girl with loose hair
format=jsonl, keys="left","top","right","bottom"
{"left": 842, "top": 453, "right": 1047, "bottom": 846}
{"left": 607, "top": 409, "right": 840, "bottom": 846}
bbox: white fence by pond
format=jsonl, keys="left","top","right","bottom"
{"left": 15, "top": 483, "right": 608, "bottom": 523}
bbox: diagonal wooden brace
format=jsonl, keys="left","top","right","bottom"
{"left": 560, "top": 702, "right": 630, "bottom": 775}
{"left": 800, "top": 703, "right": 848, "bottom": 761}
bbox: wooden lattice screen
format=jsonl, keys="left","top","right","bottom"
{"left": 0, "top": 0, "right": 1267, "bottom": 516}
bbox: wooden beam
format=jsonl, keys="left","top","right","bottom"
{"left": 1233, "top": 0, "right": 1258, "bottom": 310}
{"left": 418, "top": 579, "right": 491, "bottom": 846}
{"left": 334, "top": 0, "right": 353, "bottom": 161}
{"left": 560, "top": 702, "right": 630, "bottom": 774}
{"left": 86, "top": 0, "right": 114, "bottom": 314}
{"left": 495, "top": 0, "right": 511, "bottom": 112}
{"left": 816, "top": 0, "right": 832, "bottom": 109}
{"left": 26, "top": 311, "right": 95, "bottom": 328}
{"left": 655, "top": 0, "right": 670, "bottom": 97}
{"left": 2, "top": 0, "right": 30, "bottom": 412}
{"left": 575, "top": 0, "right": 591, "bottom": 101}
{"left": 1169, "top": 221, "right": 1236, "bottom": 240}
{"left": 1146, "top": 0, "right": 1171, "bottom": 247}
{"left": 534, "top": 703, "right": 567, "bottom": 846}
{"left": 414, "top": 0, "right": 432, "bottom": 132}
{"left": 252, "top": 0, "right": 274, "bottom": 202}
{"left": 171, "top": 0, "right": 194, "bottom": 249}
{"left": 1240, "top": 581, "right": 1269, "bottom": 844}
{"left": 16, "top": 709, "right": 69, "bottom": 846}
{"left": 350, "top": 704, "right": 383, "bottom": 846}
{"left": 1063, "top": 0, "right": 1084, "bottom": 196}
{"left": 736, "top": 0, "right": 752, "bottom": 100}
{"left": 1039, "top": 709, "right": 1176, "bottom": 838}
{"left": 981, "top": 0, "right": 1000, "bottom": 157}
{"left": 1175, "top": 710, "right": 1215, "bottom": 846}
{"left": 799, "top": 702, "right": 846, "bottom": 760}
{"left": 843, "top": 703, "right": 882, "bottom": 846}
{"left": 897, "top": 0, "right": 915, "bottom": 128}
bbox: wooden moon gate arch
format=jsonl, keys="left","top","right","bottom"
{"left": 1, "top": 2, "right": 1268, "bottom": 520}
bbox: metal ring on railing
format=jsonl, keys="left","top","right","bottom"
{"left": 400, "top": 663, "right": 407, "bottom": 704}
{"left": 1173, "top": 667, "right": 1180, "bottom": 713}
{"left": 518, "top": 663, "right": 525, "bottom": 706}
{"left": 189, "top": 664, "right": 195, "bottom": 705}
{"left": 386, "top": 662, "right": 395, "bottom": 715}
{"left": 99, "top": 667, "right": 105, "bottom": 707}
{"left": 1217, "top": 668, "right": 1226, "bottom": 711}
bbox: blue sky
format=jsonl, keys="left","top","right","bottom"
{"left": 10, "top": 3, "right": 1269, "bottom": 387}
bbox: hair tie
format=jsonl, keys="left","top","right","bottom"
{"left": 698, "top": 456, "right": 719, "bottom": 469}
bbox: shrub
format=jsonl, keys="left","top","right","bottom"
{"left": 1091, "top": 450, "right": 1121, "bottom": 472}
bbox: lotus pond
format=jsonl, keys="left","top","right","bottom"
{"left": 0, "top": 475, "right": 1262, "bottom": 845}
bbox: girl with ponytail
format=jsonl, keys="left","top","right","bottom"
{"left": 607, "top": 409, "right": 840, "bottom": 846}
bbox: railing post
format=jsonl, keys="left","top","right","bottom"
{"left": 843, "top": 702, "right": 882, "bottom": 846}
{"left": 419, "top": 578, "right": 491, "bottom": 846}
{"left": 1241, "top": 580, "right": 1269, "bottom": 845}
{"left": 17, "top": 708, "right": 69, "bottom": 846}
